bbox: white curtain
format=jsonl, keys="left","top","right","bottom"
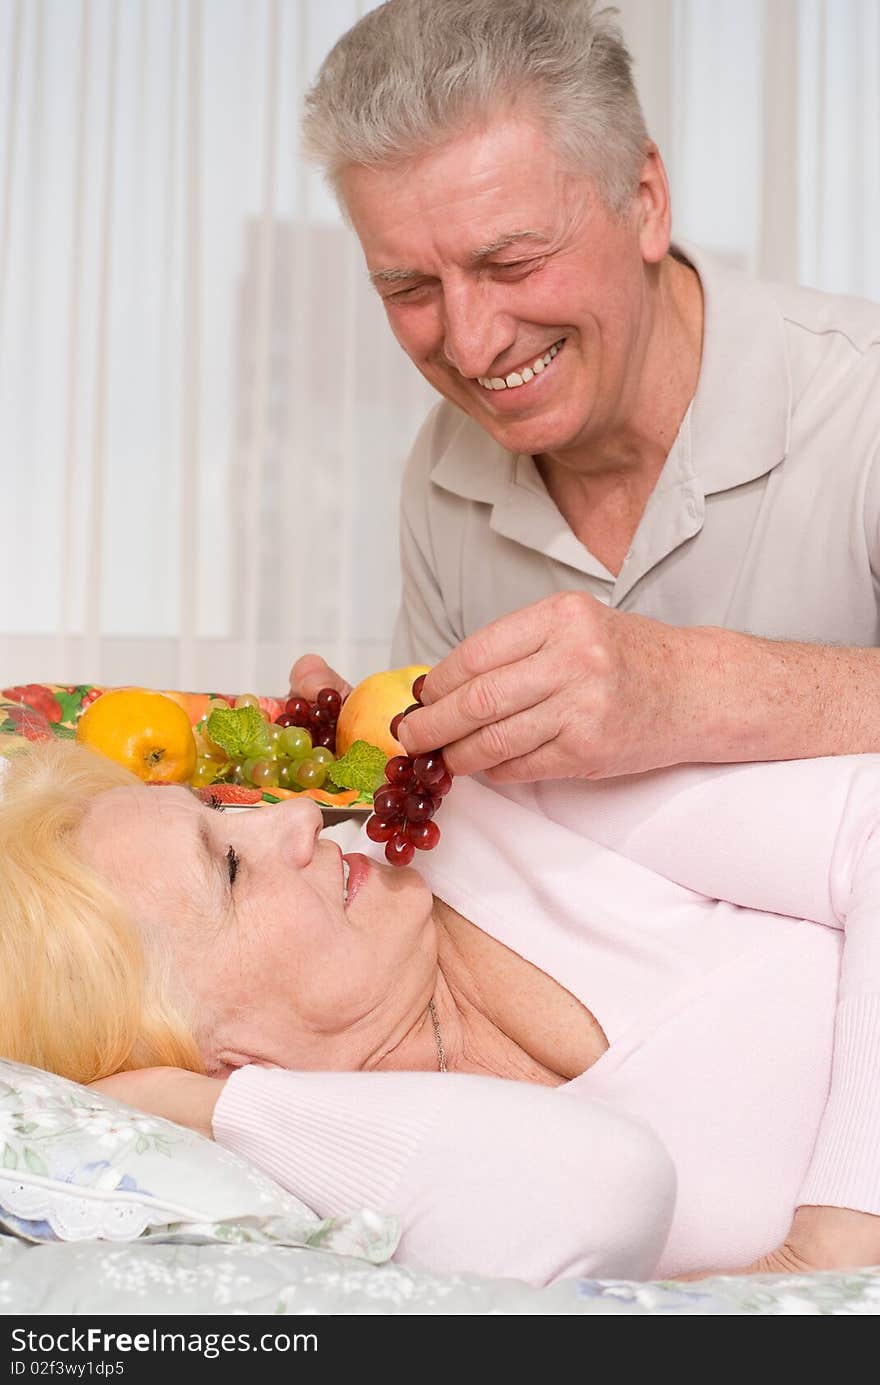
{"left": 1, "top": 0, "right": 878, "bottom": 695}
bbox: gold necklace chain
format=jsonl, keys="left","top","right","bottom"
{"left": 427, "top": 999, "right": 447, "bottom": 1073}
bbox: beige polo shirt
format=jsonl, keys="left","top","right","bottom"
{"left": 390, "top": 242, "right": 880, "bottom": 667}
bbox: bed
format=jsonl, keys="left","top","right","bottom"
{"left": 3, "top": 1233, "right": 880, "bottom": 1316}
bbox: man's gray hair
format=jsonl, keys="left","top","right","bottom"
{"left": 301, "top": 0, "right": 649, "bottom": 216}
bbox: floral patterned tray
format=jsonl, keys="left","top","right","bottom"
{"left": 0, "top": 682, "right": 204, "bottom": 753}
{"left": 0, "top": 683, "right": 369, "bottom": 817}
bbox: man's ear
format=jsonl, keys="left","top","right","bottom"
{"left": 635, "top": 142, "right": 672, "bottom": 266}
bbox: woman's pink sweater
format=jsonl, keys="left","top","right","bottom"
{"left": 213, "top": 756, "right": 880, "bottom": 1283}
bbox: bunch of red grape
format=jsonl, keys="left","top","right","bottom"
{"left": 277, "top": 688, "right": 343, "bottom": 753}
{"left": 366, "top": 672, "right": 452, "bottom": 866}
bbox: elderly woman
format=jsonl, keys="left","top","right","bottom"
{"left": 2, "top": 742, "right": 880, "bottom": 1286}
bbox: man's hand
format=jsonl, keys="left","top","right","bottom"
{"left": 677, "top": 1206, "right": 880, "bottom": 1280}
{"left": 89, "top": 1068, "right": 226, "bottom": 1141}
{"left": 288, "top": 653, "right": 352, "bottom": 702}
{"left": 396, "top": 591, "right": 700, "bottom": 781}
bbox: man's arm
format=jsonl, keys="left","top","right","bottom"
{"left": 397, "top": 592, "right": 880, "bottom": 779}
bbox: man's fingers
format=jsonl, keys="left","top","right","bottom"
{"left": 398, "top": 656, "right": 548, "bottom": 756}
{"left": 288, "top": 653, "right": 352, "bottom": 701}
{"left": 482, "top": 737, "right": 572, "bottom": 785}
{"left": 419, "top": 602, "right": 552, "bottom": 705}
{"left": 438, "top": 702, "right": 563, "bottom": 778}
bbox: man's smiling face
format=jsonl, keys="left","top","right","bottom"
{"left": 341, "top": 113, "right": 667, "bottom": 464}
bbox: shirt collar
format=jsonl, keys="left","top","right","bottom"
{"left": 429, "top": 240, "right": 792, "bottom": 507}
{"left": 677, "top": 240, "right": 791, "bottom": 495}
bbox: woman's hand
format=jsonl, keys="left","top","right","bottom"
{"left": 678, "top": 1206, "right": 880, "bottom": 1280}
{"left": 89, "top": 1067, "right": 226, "bottom": 1141}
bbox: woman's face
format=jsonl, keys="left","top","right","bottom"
{"left": 76, "top": 785, "right": 436, "bottom": 1074}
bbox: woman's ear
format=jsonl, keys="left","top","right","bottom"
{"left": 213, "top": 1050, "right": 282, "bottom": 1076}
{"left": 211, "top": 1050, "right": 249, "bottom": 1077}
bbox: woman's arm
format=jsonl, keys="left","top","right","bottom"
{"left": 553, "top": 757, "right": 880, "bottom": 1260}
{"left": 539, "top": 756, "right": 859, "bottom": 927}
{"left": 99, "top": 1065, "right": 674, "bottom": 1285}
{"left": 212, "top": 1067, "right": 675, "bottom": 1286}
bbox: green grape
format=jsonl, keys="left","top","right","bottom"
{"left": 241, "top": 757, "right": 261, "bottom": 785}
{"left": 249, "top": 759, "right": 279, "bottom": 788}
{"left": 194, "top": 728, "right": 228, "bottom": 760}
{"left": 279, "top": 725, "right": 312, "bottom": 759}
{"left": 229, "top": 760, "right": 247, "bottom": 783}
{"left": 191, "top": 757, "right": 219, "bottom": 788}
{"left": 310, "top": 746, "right": 335, "bottom": 767}
{"left": 234, "top": 694, "right": 261, "bottom": 710}
{"left": 277, "top": 761, "right": 302, "bottom": 789}
{"left": 264, "top": 722, "right": 283, "bottom": 749}
{"left": 295, "top": 759, "right": 327, "bottom": 790}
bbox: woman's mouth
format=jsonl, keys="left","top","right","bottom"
{"left": 476, "top": 338, "right": 566, "bottom": 393}
{"left": 342, "top": 853, "right": 371, "bottom": 908}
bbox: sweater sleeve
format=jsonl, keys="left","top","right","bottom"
{"left": 545, "top": 757, "right": 880, "bottom": 1214}
{"left": 212, "top": 1066, "right": 675, "bottom": 1286}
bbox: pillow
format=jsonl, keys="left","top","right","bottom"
{"left": 0, "top": 1061, "right": 398, "bottom": 1263}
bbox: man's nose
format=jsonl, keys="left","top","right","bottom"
{"left": 441, "top": 281, "right": 515, "bottom": 379}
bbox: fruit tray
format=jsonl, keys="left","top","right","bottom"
{"left": 0, "top": 683, "right": 371, "bottom": 818}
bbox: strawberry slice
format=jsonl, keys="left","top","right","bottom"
{"left": 193, "top": 784, "right": 263, "bottom": 806}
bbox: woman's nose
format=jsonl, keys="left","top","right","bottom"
{"left": 239, "top": 796, "right": 323, "bottom": 866}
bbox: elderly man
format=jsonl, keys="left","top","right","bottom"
{"left": 291, "top": 0, "right": 880, "bottom": 784}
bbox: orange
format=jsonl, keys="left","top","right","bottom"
{"left": 160, "top": 689, "right": 212, "bottom": 727}
{"left": 335, "top": 664, "right": 430, "bottom": 758}
{"left": 76, "top": 688, "right": 198, "bottom": 784}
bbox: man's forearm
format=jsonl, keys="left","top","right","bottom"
{"left": 679, "top": 626, "right": 880, "bottom": 763}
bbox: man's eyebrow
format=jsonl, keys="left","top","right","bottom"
{"left": 368, "top": 265, "right": 424, "bottom": 286}
{"left": 468, "top": 229, "right": 551, "bottom": 260}
{"left": 367, "top": 230, "right": 551, "bottom": 287}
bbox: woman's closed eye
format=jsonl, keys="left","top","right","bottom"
{"left": 226, "top": 845, "right": 240, "bottom": 886}
{"left": 203, "top": 798, "right": 239, "bottom": 888}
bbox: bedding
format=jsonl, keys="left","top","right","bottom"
{"left": 1, "top": 1061, "right": 878, "bottom": 1314}
{"left": 0, "top": 1061, "right": 396, "bottom": 1262}
{"left": 1, "top": 1234, "right": 879, "bottom": 1315}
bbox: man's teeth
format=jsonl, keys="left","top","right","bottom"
{"left": 342, "top": 858, "right": 350, "bottom": 903}
{"left": 478, "top": 339, "right": 564, "bottom": 391}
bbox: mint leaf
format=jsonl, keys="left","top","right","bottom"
{"left": 325, "top": 740, "right": 387, "bottom": 797}
{"left": 206, "top": 706, "right": 269, "bottom": 760}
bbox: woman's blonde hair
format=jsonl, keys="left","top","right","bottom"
{"left": 0, "top": 741, "right": 203, "bottom": 1083}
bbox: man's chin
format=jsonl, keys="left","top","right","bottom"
{"left": 470, "top": 405, "right": 577, "bottom": 459}
{"left": 429, "top": 376, "right": 581, "bottom": 457}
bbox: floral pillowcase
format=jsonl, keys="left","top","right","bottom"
{"left": 0, "top": 1061, "right": 399, "bottom": 1262}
